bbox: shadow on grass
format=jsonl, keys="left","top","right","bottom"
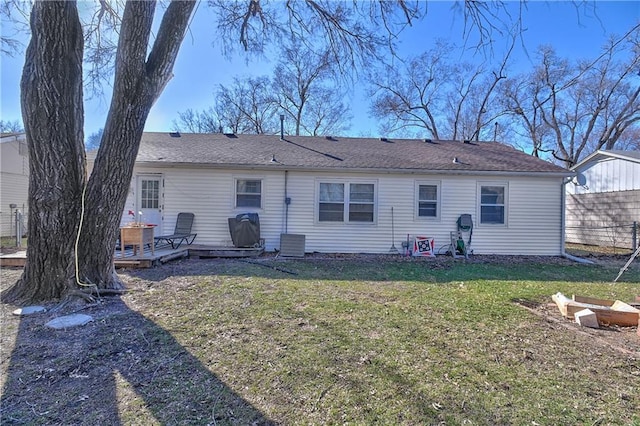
{"left": 1, "top": 296, "right": 275, "bottom": 425}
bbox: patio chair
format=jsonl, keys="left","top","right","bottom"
{"left": 154, "top": 212, "right": 197, "bottom": 249}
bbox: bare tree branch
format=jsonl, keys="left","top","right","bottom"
{"left": 502, "top": 25, "right": 640, "bottom": 167}
{"left": 369, "top": 37, "right": 514, "bottom": 140}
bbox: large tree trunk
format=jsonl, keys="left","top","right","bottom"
{"left": 2, "top": 0, "right": 195, "bottom": 303}
{"left": 2, "top": 1, "right": 85, "bottom": 303}
{"left": 76, "top": 0, "right": 195, "bottom": 289}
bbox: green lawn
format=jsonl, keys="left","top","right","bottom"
{"left": 1, "top": 257, "right": 639, "bottom": 425}
{"left": 129, "top": 258, "right": 640, "bottom": 425}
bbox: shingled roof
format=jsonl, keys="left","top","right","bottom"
{"left": 137, "top": 132, "right": 570, "bottom": 175}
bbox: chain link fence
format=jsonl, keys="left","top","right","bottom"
{"left": 565, "top": 222, "right": 638, "bottom": 256}
{"left": 0, "top": 209, "right": 28, "bottom": 247}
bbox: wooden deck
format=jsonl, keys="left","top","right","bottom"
{"left": 0, "top": 244, "right": 265, "bottom": 269}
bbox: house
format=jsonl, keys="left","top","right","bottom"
{"left": 566, "top": 150, "right": 640, "bottom": 250}
{"left": 119, "top": 132, "right": 572, "bottom": 256}
{"left": 0, "top": 133, "right": 29, "bottom": 238}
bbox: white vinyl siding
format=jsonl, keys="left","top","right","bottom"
{"left": 571, "top": 156, "right": 640, "bottom": 194}
{"left": 0, "top": 137, "right": 29, "bottom": 237}
{"left": 566, "top": 152, "right": 639, "bottom": 248}
{"left": 124, "top": 165, "right": 564, "bottom": 256}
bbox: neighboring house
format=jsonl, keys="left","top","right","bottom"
{"left": 566, "top": 150, "right": 640, "bottom": 250}
{"left": 114, "top": 132, "right": 572, "bottom": 256}
{"left": 0, "top": 133, "right": 29, "bottom": 238}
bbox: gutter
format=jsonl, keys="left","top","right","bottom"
{"left": 132, "top": 161, "right": 573, "bottom": 178}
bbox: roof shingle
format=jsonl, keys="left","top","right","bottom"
{"left": 137, "top": 132, "right": 570, "bottom": 175}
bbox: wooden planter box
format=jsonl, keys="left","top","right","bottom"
{"left": 120, "top": 226, "right": 155, "bottom": 258}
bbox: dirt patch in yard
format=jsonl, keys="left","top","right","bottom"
{"left": 512, "top": 297, "right": 639, "bottom": 358}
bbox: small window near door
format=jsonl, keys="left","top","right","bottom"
{"left": 236, "top": 179, "right": 262, "bottom": 208}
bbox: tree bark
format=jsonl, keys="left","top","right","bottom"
{"left": 2, "top": 0, "right": 195, "bottom": 302}
{"left": 2, "top": 1, "right": 85, "bottom": 303}
{"left": 76, "top": 0, "right": 195, "bottom": 289}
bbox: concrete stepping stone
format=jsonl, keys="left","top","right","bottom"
{"left": 45, "top": 314, "right": 94, "bottom": 329}
{"left": 12, "top": 306, "right": 46, "bottom": 316}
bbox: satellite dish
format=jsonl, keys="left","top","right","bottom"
{"left": 576, "top": 173, "right": 587, "bottom": 187}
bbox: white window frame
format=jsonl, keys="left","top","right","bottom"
{"left": 316, "top": 179, "right": 377, "bottom": 224}
{"left": 415, "top": 180, "right": 441, "bottom": 220}
{"left": 477, "top": 181, "right": 508, "bottom": 226}
{"left": 234, "top": 177, "right": 263, "bottom": 209}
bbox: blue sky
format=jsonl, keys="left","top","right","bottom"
{"left": 1, "top": 1, "right": 638, "bottom": 138}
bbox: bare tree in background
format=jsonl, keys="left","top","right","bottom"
{"left": 272, "top": 40, "right": 351, "bottom": 136}
{"left": 296, "top": 86, "right": 352, "bottom": 136}
{"left": 0, "top": 119, "right": 24, "bottom": 133}
{"left": 85, "top": 127, "right": 104, "bottom": 150}
{"left": 175, "top": 76, "right": 279, "bottom": 134}
{"left": 501, "top": 27, "right": 640, "bottom": 167}
{"left": 173, "top": 40, "right": 352, "bottom": 137}
{"left": 611, "top": 126, "right": 640, "bottom": 151}
{"left": 218, "top": 76, "right": 279, "bottom": 134}
{"left": 368, "top": 38, "right": 514, "bottom": 140}
{"left": 172, "top": 108, "right": 222, "bottom": 134}
{"left": 0, "top": 1, "right": 28, "bottom": 56}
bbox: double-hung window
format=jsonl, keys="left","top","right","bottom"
{"left": 348, "top": 183, "right": 375, "bottom": 222}
{"left": 479, "top": 183, "right": 507, "bottom": 224}
{"left": 319, "top": 183, "right": 344, "bottom": 221}
{"left": 236, "top": 179, "right": 262, "bottom": 208}
{"left": 318, "top": 181, "right": 375, "bottom": 223}
{"left": 416, "top": 182, "right": 439, "bottom": 218}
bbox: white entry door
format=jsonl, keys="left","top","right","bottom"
{"left": 136, "top": 175, "right": 163, "bottom": 227}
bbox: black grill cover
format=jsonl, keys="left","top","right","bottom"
{"left": 228, "top": 213, "right": 260, "bottom": 247}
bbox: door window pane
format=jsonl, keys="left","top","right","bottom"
{"left": 141, "top": 180, "right": 159, "bottom": 209}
